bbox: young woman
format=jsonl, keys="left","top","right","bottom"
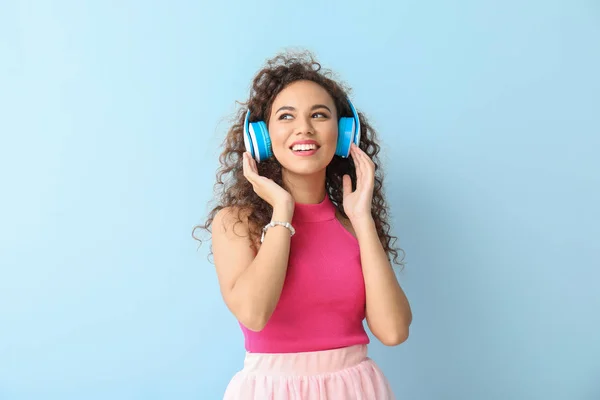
{"left": 196, "top": 51, "right": 412, "bottom": 399}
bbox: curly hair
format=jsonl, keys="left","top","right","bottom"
{"left": 193, "top": 50, "right": 405, "bottom": 268}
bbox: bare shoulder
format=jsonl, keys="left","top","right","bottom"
{"left": 213, "top": 206, "right": 252, "bottom": 239}
{"left": 212, "top": 206, "right": 257, "bottom": 293}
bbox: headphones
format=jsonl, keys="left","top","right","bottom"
{"left": 243, "top": 99, "right": 361, "bottom": 162}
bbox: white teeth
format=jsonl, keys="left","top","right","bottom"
{"left": 291, "top": 144, "right": 318, "bottom": 151}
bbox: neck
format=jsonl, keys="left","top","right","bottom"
{"left": 282, "top": 168, "right": 327, "bottom": 204}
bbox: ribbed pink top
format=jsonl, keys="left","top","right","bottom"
{"left": 239, "top": 194, "right": 370, "bottom": 353}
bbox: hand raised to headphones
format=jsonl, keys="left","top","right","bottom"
{"left": 243, "top": 152, "right": 294, "bottom": 211}
{"left": 342, "top": 143, "right": 375, "bottom": 224}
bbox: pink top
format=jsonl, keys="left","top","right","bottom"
{"left": 239, "top": 194, "right": 370, "bottom": 353}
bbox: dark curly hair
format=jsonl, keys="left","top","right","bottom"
{"left": 193, "top": 50, "right": 405, "bottom": 268}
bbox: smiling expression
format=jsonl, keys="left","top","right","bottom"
{"left": 267, "top": 80, "right": 339, "bottom": 176}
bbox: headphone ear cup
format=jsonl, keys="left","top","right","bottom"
{"left": 249, "top": 121, "right": 272, "bottom": 162}
{"left": 336, "top": 117, "right": 355, "bottom": 158}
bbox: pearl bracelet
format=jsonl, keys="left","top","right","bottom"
{"left": 260, "top": 221, "right": 296, "bottom": 243}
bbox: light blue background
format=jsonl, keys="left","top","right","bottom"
{"left": 1, "top": 1, "right": 599, "bottom": 399}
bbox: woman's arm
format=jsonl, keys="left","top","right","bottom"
{"left": 212, "top": 201, "right": 294, "bottom": 332}
{"left": 342, "top": 143, "right": 412, "bottom": 346}
{"left": 353, "top": 217, "right": 412, "bottom": 346}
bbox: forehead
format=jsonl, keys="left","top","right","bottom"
{"left": 272, "top": 80, "right": 334, "bottom": 107}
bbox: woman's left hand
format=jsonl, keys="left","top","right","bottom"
{"left": 343, "top": 143, "right": 376, "bottom": 224}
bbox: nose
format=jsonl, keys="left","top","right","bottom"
{"left": 294, "top": 114, "right": 314, "bottom": 135}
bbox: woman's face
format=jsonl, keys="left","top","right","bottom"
{"left": 267, "top": 80, "right": 338, "bottom": 176}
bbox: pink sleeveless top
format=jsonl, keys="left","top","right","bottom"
{"left": 239, "top": 194, "right": 370, "bottom": 353}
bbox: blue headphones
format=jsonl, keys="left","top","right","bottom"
{"left": 243, "top": 99, "right": 361, "bottom": 162}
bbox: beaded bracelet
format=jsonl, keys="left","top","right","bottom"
{"left": 260, "top": 221, "right": 296, "bottom": 243}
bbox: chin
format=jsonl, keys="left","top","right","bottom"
{"left": 278, "top": 160, "right": 322, "bottom": 174}
{"left": 286, "top": 166, "right": 326, "bottom": 176}
{"left": 278, "top": 155, "right": 333, "bottom": 176}
{"left": 277, "top": 149, "right": 333, "bottom": 175}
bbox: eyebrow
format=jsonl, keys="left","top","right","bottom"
{"left": 275, "top": 104, "right": 332, "bottom": 114}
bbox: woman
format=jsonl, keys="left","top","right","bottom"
{"left": 196, "top": 51, "right": 412, "bottom": 399}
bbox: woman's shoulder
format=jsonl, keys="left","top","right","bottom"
{"left": 213, "top": 206, "right": 253, "bottom": 238}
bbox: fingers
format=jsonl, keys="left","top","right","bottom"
{"left": 350, "top": 144, "right": 374, "bottom": 187}
{"left": 351, "top": 143, "right": 370, "bottom": 164}
{"left": 343, "top": 174, "right": 352, "bottom": 197}
{"left": 350, "top": 143, "right": 364, "bottom": 184}
{"left": 243, "top": 152, "right": 258, "bottom": 184}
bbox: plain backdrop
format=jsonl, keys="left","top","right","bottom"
{"left": 1, "top": 1, "right": 599, "bottom": 399}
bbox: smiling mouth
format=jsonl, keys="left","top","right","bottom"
{"left": 290, "top": 144, "right": 320, "bottom": 152}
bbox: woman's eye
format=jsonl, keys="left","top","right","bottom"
{"left": 278, "top": 112, "right": 328, "bottom": 120}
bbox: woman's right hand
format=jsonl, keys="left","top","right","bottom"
{"left": 243, "top": 152, "right": 294, "bottom": 213}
